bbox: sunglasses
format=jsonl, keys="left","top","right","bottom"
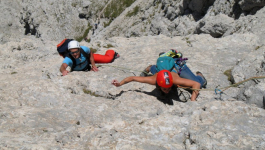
{"left": 70, "top": 49, "right": 80, "bottom": 55}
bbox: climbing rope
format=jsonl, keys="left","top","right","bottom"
{"left": 97, "top": 64, "right": 265, "bottom": 95}
{"left": 174, "top": 76, "right": 265, "bottom": 97}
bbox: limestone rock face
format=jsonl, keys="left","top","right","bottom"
{"left": 195, "top": 14, "right": 235, "bottom": 38}
{"left": 1, "top": 0, "right": 265, "bottom": 42}
{"left": 188, "top": 0, "right": 215, "bottom": 15}
{"left": 239, "top": 0, "right": 265, "bottom": 11}
{"left": 0, "top": 0, "right": 87, "bottom": 43}
{"left": 0, "top": 0, "right": 23, "bottom": 44}
{"left": 89, "top": 0, "right": 265, "bottom": 40}
{"left": 1, "top": 34, "right": 265, "bottom": 149}
{"left": 231, "top": 48, "right": 265, "bottom": 108}
{"left": 0, "top": 0, "right": 265, "bottom": 149}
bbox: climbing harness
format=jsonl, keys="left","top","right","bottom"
{"left": 175, "top": 57, "right": 188, "bottom": 75}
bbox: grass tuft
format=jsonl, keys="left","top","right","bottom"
{"left": 75, "top": 24, "right": 93, "bottom": 42}
{"left": 255, "top": 46, "right": 261, "bottom": 50}
{"left": 126, "top": 6, "right": 140, "bottom": 17}
{"left": 102, "top": 0, "right": 136, "bottom": 26}
{"left": 224, "top": 68, "right": 234, "bottom": 84}
{"left": 83, "top": 89, "right": 100, "bottom": 97}
{"left": 104, "top": 44, "right": 114, "bottom": 48}
{"left": 90, "top": 48, "right": 97, "bottom": 53}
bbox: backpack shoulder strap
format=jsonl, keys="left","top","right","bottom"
{"left": 64, "top": 53, "right": 76, "bottom": 72}
{"left": 80, "top": 47, "right": 90, "bottom": 62}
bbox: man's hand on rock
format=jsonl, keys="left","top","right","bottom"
{"left": 62, "top": 70, "right": 69, "bottom": 76}
{"left": 92, "top": 65, "right": 99, "bottom": 72}
{"left": 112, "top": 80, "right": 121, "bottom": 87}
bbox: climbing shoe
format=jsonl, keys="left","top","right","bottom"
{"left": 140, "top": 65, "right": 152, "bottom": 77}
{"left": 140, "top": 69, "right": 148, "bottom": 77}
{"left": 114, "top": 52, "right": 120, "bottom": 59}
{"left": 111, "top": 52, "right": 120, "bottom": 62}
{"left": 196, "top": 71, "right": 207, "bottom": 88}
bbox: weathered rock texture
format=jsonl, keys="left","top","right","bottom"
{"left": 0, "top": 0, "right": 265, "bottom": 149}
{"left": 0, "top": 0, "right": 87, "bottom": 44}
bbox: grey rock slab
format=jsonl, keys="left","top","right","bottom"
{"left": 0, "top": 1, "right": 265, "bottom": 149}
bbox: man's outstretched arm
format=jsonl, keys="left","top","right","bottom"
{"left": 112, "top": 76, "right": 156, "bottom": 87}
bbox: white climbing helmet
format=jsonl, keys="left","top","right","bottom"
{"left": 68, "top": 40, "right": 80, "bottom": 50}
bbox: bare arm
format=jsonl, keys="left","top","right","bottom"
{"left": 60, "top": 63, "right": 69, "bottom": 76}
{"left": 89, "top": 50, "right": 98, "bottom": 71}
{"left": 112, "top": 76, "right": 156, "bottom": 87}
{"left": 171, "top": 73, "right": 201, "bottom": 101}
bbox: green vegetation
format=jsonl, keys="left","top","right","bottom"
{"left": 71, "top": 2, "right": 78, "bottom": 7}
{"left": 224, "top": 68, "right": 234, "bottom": 84}
{"left": 104, "top": 44, "right": 114, "bottom": 48}
{"left": 85, "top": 38, "right": 91, "bottom": 43}
{"left": 147, "top": 19, "right": 151, "bottom": 24}
{"left": 102, "top": 0, "right": 136, "bottom": 27}
{"left": 126, "top": 6, "right": 140, "bottom": 17}
{"left": 255, "top": 46, "right": 261, "bottom": 50}
{"left": 75, "top": 23, "right": 93, "bottom": 42}
{"left": 83, "top": 89, "right": 100, "bottom": 97}
{"left": 47, "top": 74, "right": 51, "bottom": 79}
{"left": 90, "top": 48, "right": 97, "bottom": 53}
{"left": 185, "top": 38, "right": 191, "bottom": 44}
{"left": 103, "top": 0, "right": 136, "bottom": 18}
{"left": 104, "top": 20, "right": 112, "bottom": 28}
{"left": 155, "top": 1, "right": 160, "bottom": 9}
{"left": 11, "top": 72, "right": 17, "bottom": 74}
{"left": 75, "top": 36, "right": 83, "bottom": 42}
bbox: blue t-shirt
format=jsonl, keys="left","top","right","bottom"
{"left": 63, "top": 46, "right": 90, "bottom": 71}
